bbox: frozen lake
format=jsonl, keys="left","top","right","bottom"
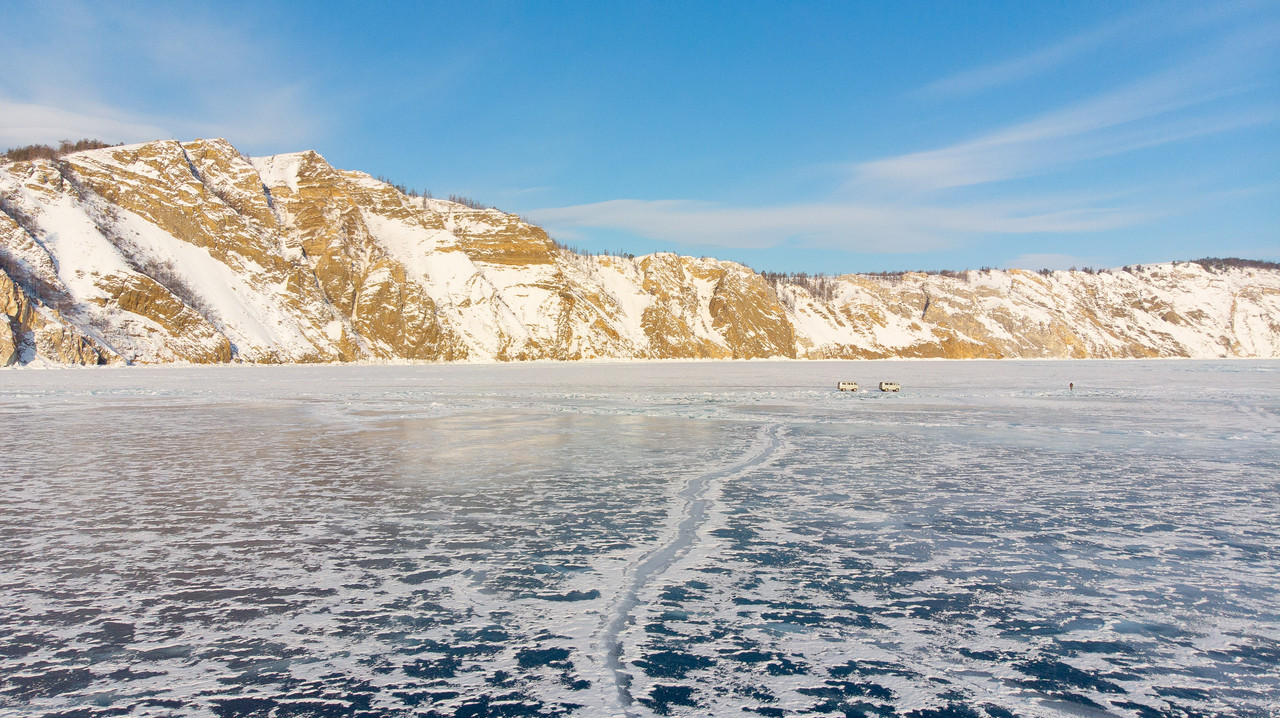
{"left": 2, "top": 360, "right": 1278, "bottom": 718}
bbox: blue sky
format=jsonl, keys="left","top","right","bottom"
{"left": 2, "top": 1, "right": 1277, "bottom": 273}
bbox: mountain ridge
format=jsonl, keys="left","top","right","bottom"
{"left": 2, "top": 138, "right": 1277, "bottom": 366}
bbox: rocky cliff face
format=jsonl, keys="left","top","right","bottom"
{"left": 2, "top": 139, "right": 1277, "bottom": 366}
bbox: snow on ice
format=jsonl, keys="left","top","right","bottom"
{"left": 1, "top": 360, "right": 1278, "bottom": 717}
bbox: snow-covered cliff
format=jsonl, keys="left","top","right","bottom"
{"left": 2, "top": 139, "right": 1277, "bottom": 366}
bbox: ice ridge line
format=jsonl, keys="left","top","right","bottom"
{"left": 599, "top": 423, "right": 784, "bottom": 715}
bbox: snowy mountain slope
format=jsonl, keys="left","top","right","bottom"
{"left": 782, "top": 264, "right": 1280, "bottom": 360}
{"left": 1, "top": 139, "right": 1277, "bottom": 366}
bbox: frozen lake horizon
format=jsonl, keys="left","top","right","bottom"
{"left": 2, "top": 360, "right": 1278, "bottom": 717}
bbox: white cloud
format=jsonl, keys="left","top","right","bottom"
{"left": 0, "top": 99, "right": 173, "bottom": 148}
{"left": 916, "top": 3, "right": 1271, "bottom": 99}
{"left": 917, "top": 17, "right": 1136, "bottom": 98}
{"left": 529, "top": 196, "right": 1150, "bottom": 254}
{"left": 0, "top": 3, "right": 327, "bottom": 153}
{"left": 531, "top": 16, "right": 1273, "bottom": 257}
{"left": 862, "top": 68, "right": 1269, "bottom": 192}
{"left": 866, "top": 20, "right": 1280, "bottom": 194}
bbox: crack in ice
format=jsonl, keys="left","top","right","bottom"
{"left": 598, "top": 423, "right": 783, "bottom": 715}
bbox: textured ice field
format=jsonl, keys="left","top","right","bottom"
{"left": 1, "top": 360, "right": 1278, "bottom": 718}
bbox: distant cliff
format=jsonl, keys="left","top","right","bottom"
{"left": 2, "top": 139, "right": 1277, "bottom": 366}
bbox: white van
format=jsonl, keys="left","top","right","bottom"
{"left": 879, "top": 381, "right": 900, "bottom": 392}
{"left": 837, "top": 381, "right": 859, "bottom": 392}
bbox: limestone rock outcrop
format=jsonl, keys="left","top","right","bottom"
{"left": 2, "top": 139, "right": 1277, "bottom": 366}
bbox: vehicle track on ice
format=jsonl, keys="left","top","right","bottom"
{"left": 599, "top": 423, "right": 783, "bottom": 715}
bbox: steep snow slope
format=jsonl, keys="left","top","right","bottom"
{"left": 1, "top": 139, "right": 1277, "bottom": 366}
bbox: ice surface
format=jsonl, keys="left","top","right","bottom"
{"left": 2, "top": 360, "right": 1278, "bottom": 717}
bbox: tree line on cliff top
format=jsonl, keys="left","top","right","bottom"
{"left": 1, "top": 139, "right": 120, "bottom": 164}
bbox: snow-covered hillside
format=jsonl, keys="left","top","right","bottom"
{"left": 2, "top": 139, "right": 1277, "bottom": 366}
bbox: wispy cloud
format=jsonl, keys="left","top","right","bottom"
{"left": 915, "top": 2, "right": 1269, "bottom": 98}
{"left": 530, "top": 196, "right": 1150, "bottom": 254}
{"left": 861, "top": 54, "right": 1275, "bottom": 192}
{"left": 917, "top": 17, "right": 1137, "bottom": 98}
{"left": 530, "top": 6, "right": 1275, "bottom": 259}
{"left": 534, "top": 26, "right": 1274, "bottom": 256}
{"left": 0, "top": 100, "right": 172, "bottom": 148}
{"left": 0, "top": 3, "right": 327, "bottom": 152}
